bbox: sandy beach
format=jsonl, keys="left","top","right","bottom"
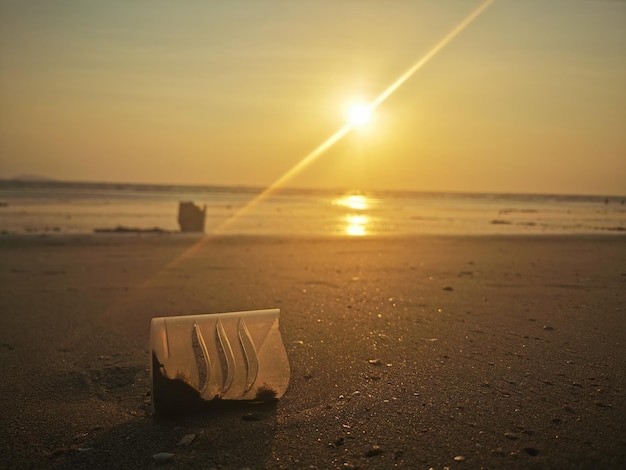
{"left": 1, "top": 233, "right": 625, "bottom": 469}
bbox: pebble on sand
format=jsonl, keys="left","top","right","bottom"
{"left": 365, "top": 445, "right": 383, "bottom": 457}
{"left": 177, "top": 434, "right": 196, "bottom": 446}
{"left": 152, "top": 452, "right": 174, "bottom": 463}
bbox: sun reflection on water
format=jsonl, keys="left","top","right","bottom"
{"left": 333, "top": 194, "right": 372, "bottom": 236}
{"left": 334, "top": 194, "right": 368, "bottom": 211}
{"left": 345, "top": 214, "right": 369, "bottom": 236}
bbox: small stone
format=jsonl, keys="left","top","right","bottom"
{"left": 365, "top": 444, "right": 383, "bottom": 457}
{"left": 443, "top": 286, "right": 454, "bottom": 291}
{"left": 543, "top": 325, "right": 554, "bottom": 331}
{"left": 152, "top": 452, "right": 174, "bottom": 463}
{"left": 177, "top": 434, "right": 195, "bottom": 446}
{"left": 491, "top": 447, "right": 505, "bottom": 455}
{"left": 453, "top": 455, "right": 465, "bottom": 461}
{"left": 368, "top": 359, "right": 384, "bottom": 366}
{"left": 524, "top": 447, "right": 540, "bottom": 456}
{"left": 504, "top": 432, "right": 518, "bottom": 440}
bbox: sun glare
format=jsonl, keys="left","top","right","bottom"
{"left": 335, "top": 194, "right": 368, "bottom": 211}
{"left": 345, "top": 214, "right": 369, "bottom": 236}
{"left": 347, "top": 103, "right": 373, "bottom": 128}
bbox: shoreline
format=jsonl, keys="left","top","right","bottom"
{"left": 1, "top": 234, "right": 625, "bottom": 468}
{"left": 2, "top": 230, "right": 626, "bottom": 240}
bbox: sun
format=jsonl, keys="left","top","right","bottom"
{"left": 346, "top": 102, "right": 373, "bottom": 128}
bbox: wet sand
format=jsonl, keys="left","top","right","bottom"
{"left": 0, "top": 234, "right": 625, "bottom": 469}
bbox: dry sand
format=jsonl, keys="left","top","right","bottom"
{"left": 0, "top": 234, "right": 625, "bottom": 469}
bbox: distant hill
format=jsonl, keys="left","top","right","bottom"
{"left": 8, "top": 174, "right": 57, "bottom": 182}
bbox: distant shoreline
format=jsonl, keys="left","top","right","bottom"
{"left": 2, "top": 177, "right": 625, "bottom": 200}
{"left": 1, "top": 180, "right": 624, "bottom": 236}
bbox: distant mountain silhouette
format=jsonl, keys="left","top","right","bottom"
{"left": 8, "top": 174, "right": 57, "bottom": 182}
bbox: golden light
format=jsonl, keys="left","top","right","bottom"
{"left": 334, "top": 194, "right": 369, "bottom": 211}
{"left": 347, "top": 103, "right": 373, "bottom": 127}
{"left": 345, "top": 214, "right": 369, "bottom": 236}
{"left": 166, "top": 0, "right": 494, "bottom": 260}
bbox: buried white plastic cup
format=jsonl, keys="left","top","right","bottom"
{"left": 150, "top": 309, "right": 290, "bottom": 414}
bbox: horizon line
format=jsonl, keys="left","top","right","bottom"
{"left": 2, "top": 175, "right": 625, "bottom": 199}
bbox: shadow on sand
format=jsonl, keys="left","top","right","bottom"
{"left": 54, "top": 400, "right": 278, "bottom": 469}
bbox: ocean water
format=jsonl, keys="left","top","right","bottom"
{"left": 0, "top": 180, "right": 624, "bottom": 236}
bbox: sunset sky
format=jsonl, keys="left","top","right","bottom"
{"left": 1, "top": 0, "right": 625, "bottom": 195}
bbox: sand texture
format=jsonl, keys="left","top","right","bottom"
{"left": 1, "top": 234, "right": 625, "bottom": 469}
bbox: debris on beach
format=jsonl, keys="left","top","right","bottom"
{"left": 94, "top": 226, "right": 171, "bottom": 234}
{"left": 178, "top": 201, "right": 206, "bottom": 232}
{"left": 150, "top": 309, "right": 289, "bottom": 415}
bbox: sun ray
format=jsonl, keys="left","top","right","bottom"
{"left": 371, "top": 0, "right": 495, "bottom": 109}
{"left": 168, "top": 0, "right": 496, "bottom": 263}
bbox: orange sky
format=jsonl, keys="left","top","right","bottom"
{"left": 1, "top": 0, "right": 625, "bottom": 195}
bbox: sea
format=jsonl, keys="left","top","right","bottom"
{"left": 0, "top": 180, "right": 624, "bottom": 237}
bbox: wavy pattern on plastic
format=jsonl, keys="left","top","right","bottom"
{"left": 214, "top": 319, "right": 234, "bottom": 395}
{"left": 193, "top": 321, "right": 210, "bottom": 393}
{"left": 238, "top": 318, "right": 258, "bottom": 392}
{"left": 151, "top": 309, "right": 289, "bottom": 412}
